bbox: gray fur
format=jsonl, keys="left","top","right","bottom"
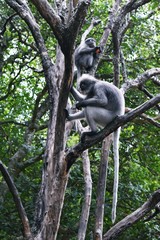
{"left": 67, "top": 74, "right": 125, "bottom": 223}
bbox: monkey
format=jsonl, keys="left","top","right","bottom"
{"left": 66, "top": 74, "right": 125, "bottom": 223}
{"left": 74, "top": 38, "right": 101, "bottom": 79}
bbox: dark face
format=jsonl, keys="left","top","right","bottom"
{"left": 80, "top": 79, "right": 94, "bottom": 94}
{"left": 85, "top": 38, "right": 96, "bottom": 48}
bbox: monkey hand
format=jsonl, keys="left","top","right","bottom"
{"left": 76, "top": 101, "right": 82, "bottom": 110}
{"left": 95, "top": 46, "right": 102, "bottom": 54}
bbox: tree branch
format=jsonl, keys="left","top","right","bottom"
{"left": 152, "top": 76, "right": 160, "bottom": 86}
{"left": 0, "top": 67, "right": 21, "bottom": 101}
{"left": 91, "top": 0, "right": 122, "bottom": 74}
{"left": 18, "top": 151, "right": 44, "bottom": 172}
{"left": 6, "top": 91, "right": 49, "bottom": 177}
{"left": 78, "top": 150, "right": 92, "bottom": 240}
{"left": 100, "top": 0, "right": 122, "bottom": 47}
{"left": 122, "top": 68, "right": 160, "bottom": 93}
{"left": 95, "top": 0, "right": 152, "bottom": 74}
{"left": 94, "top": 136, "right": 112, "bottom": 240}
{"left": 31, "top": 85, "right": 48, "bottom": 124}
{"left": 117, "top": 0, "right": 151, "bottom": 23}
{"left": 0, "top": 120, "right": 27, "bottom": 127}
{"left": 69, "top": 0, "right": 91, "bottom": 30}
{"left": 5, "top": 0, "right": 54, "bottom": 75}
{"left": 120, "top": 49, "right": 128, "bottom": 82}
{"left": 138, "top": 85, "right": 160, "bottom": 112}
{"left": 0, "top": 161, "right": 32, "bottom": 239}
{"left": 81, "top": 18, "right": 101, "bottom": 42}
{"left": 65, "top": 94, "right": 160, "bottom": 171}
{"left": 125, "top": 107, "right": 160, "bottom": 128}
{"left": 144, "top": 202, "right": 160, "bottom": 222}
{"left": 30, "top": 0, "right": 63, "bottom": 43}
{"left": 0, "top": 13, "right": 17, "bottom": 35}
{"left": 31, "top": 0, "right": 91, "bottom": 53}
{"left": 103, "top": 189, "right": 160, "bottom": 240}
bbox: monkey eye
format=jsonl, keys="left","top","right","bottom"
{"left": 86, "top": 38, "right": 95, "bottom": 43}
{"left": 86, "top": 39, "right": 91, "bottom": 43}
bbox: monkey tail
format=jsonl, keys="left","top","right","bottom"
{"left": 112, "top": 127, "right": 121, "bottom": 224}
{"left": 77, "top": 67, "right": 82, "bottom": 83}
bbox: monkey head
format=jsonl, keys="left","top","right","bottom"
{"left": 85, "top": 38, "right": 96, "bottom": 48}
{"left": 79, "top": 74, "right": 97, "bottom": 94}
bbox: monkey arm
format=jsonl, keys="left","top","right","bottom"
{"left": 76, "top": 97, "right": 108, "bottom": 108}
{"left": 71, "top": 87, "right": 85, "bottom": 101}
{"left": 66, "top": 110, "right": 85, "bottom": 121}
{"left": 76, "top": 89, "right": 108, "bottom": 108}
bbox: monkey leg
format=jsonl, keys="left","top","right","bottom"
{"left": 66, "top": 110, "right": 85, "bottom": 121}
{"left": 84, "top": 106, "right": 100, "bottom": 132}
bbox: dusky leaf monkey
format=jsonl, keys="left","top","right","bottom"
{"left": 74, "top": 38, "right": 101, "bottom": 79}
{"left": 66, "top": 74, "right": 125, "bottom": 223}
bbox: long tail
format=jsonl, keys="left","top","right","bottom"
{"left": 112, "top": 127, "right": 121, "bottom": 224}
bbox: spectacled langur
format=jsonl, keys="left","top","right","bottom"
{"left": 66, "top": 74, "right": 125, "bottom": 223}
{"left": 74, "top": 38, "right": 101, "bottom": 79}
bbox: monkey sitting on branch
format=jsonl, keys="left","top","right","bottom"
{"left": 65, "top": 74, "right": 125, "bottom": 223}
{"left": 74, "top": 38, "right": 102, "bottom": 79}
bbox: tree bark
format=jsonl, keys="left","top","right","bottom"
{"left": 78, "top": 150, "right": 92, "bottom": 240}
{"left": 34, "top": 47, "right": 69, "bottom": 240}
{"left": 4, "top": 1, "right": 91, "bottom": 238}
{"left": 94, "top": 136, "right": 112, "bottom": 240}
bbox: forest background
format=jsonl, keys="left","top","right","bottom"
{"left": 0, "top": 0, "right": 160, "bottom": 240}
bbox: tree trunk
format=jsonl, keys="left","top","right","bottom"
{"left": 35, "top": 47, "right": 71, "bottom": 240}
{"left": 94, "top": 136, "right": 112, "bottom": 240}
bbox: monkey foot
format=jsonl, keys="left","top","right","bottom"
{"left": 81, "top": 131, "right": 97, "bottom": 142}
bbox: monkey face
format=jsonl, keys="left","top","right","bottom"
{"left": 79, "top": 79, "right": 94, "bottom": 94}
{"left": 85, "top": 38, "right": 96, "bottom": 48}
{"left": 80, "top": 81, "right": 87, "bottom": 92}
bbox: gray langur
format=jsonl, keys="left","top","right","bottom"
{"left": 74, "top": 38, "right": 101, "bottom": 78}
{"left": 66, "top": 74, "right": 125, "bottom": 223}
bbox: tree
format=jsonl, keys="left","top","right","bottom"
{"left": 0, "top": 0, "right": 160, "bottom": 239}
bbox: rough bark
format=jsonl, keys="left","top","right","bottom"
{"left": 78, "top": 150, "right": 92, "bottom": 240}
{"left": 4, "top": 1, "right": 92, "bottom": 239}
{"left": 34, "top": 47, "right": 68, "bottom": 240}
{"left": 121, "top": 68, "right": 160, "bottom": 93}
